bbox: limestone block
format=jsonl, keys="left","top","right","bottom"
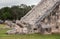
{"left": 23, "top": 27, "right": 28, "bottom": 34}
{"left": 7, "top": 29, "right": 17, "bottom": 34}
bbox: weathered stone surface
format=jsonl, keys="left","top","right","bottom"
{"left": 6, "top": 0, "right": 60, "bottom": 34}
{"left": 5, "top": 20, "right": 13, "bottom": 28}
{"left": 20, "top": 0, "right": 60, "bottom": 24}
{"left": 19, "top": 0, "right": 60, "bottom": 34}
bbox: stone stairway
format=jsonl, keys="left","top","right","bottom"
{"left": 20, "top": 0, "right": 60, "bottom": 26}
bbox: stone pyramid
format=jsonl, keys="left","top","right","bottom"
{"left": 20, "top": 0, "right": 60, "bottom": 26}
{"left": 7, "top": 0, "right": 60, "bottom": 34}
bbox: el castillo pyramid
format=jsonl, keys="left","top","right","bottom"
{"left": 6, "top": 0, "right": 60, "bottom": 34}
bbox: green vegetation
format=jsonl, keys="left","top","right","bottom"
{"left": 0, "top": 4, "right": 35, "bottom": 20}
{"left": 0, "top": 24, "right": 60, "bottom": 39}
{"left": 0, "top": 24, "right": 6, "bottom": 29}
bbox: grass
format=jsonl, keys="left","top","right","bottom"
{"left": 0, "top": 24, "right": 6, "bottom": 29}
{"left": 0, "top": 24, "right": 60, "bottom": 39}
